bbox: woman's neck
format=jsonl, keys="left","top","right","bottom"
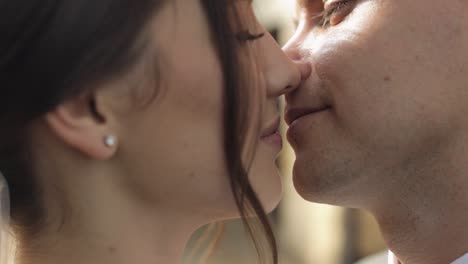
{"left": 18, "top": 169, "right": 203, "bottom": 264}
{"left": 19, "top": 204, "right": 198, "bottom": 264}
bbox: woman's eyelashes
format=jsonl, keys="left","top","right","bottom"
{"left": 314, "top": 0, "right": 356, "bottom": 27}
{"left": 236, "top": 30, "right": 266, "bottom": 42}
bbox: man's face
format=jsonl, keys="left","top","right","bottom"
{"left": 284, "top": 0, "right": 468, "bottom": 208}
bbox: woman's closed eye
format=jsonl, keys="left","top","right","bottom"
{"left": 236, "top": 30, "right": 266, "bottom": 42}
{"left": 315, "top": 0, "right": 357, "bottom": 27}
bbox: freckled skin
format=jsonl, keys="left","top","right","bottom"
{"left": 285, "top": 0, "right": 468, "bottom": 263}
{"left": 286, "top": 0, "right": 468, "bottom": 208}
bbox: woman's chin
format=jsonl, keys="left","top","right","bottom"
{"left": 262, "top": 183, "right": 283, "bottom": 214}
{"left": 251, "top": 168, "right": 283, "bottom": 214}
{"left": 262, "top": 199, "right": 281, "bottom": 216}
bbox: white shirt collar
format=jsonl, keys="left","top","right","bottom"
{"left": 388, "top": 252, "right": 468, "bottom": 264}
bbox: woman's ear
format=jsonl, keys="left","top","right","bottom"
{"left": 45, "top": 92, "right": 119, "bottom": 160}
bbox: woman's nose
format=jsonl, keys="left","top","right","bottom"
{"left": 283, "top": 37, "right": 312, "bottom": 83}
{"left": 260, "top": 33, "right": 309, "bottom": 98}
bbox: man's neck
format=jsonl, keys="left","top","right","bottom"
{"left": 377, "top": 210, "right": 468, "bottom": 264}
{"left": 372, "top": 171, "right": 468, "bottom": 264}
{"left": 366, "top": 134, "right": 468, "bottom": 264}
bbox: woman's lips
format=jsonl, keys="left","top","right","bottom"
{"left": 261, "top": 117, "right": 282, "bottom": 149}
{"left": 261, "top": 131, "right": 283, "bottom": 149}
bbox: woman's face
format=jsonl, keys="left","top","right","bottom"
{"left": 117, "top": 0, "right": 301, "bottom": 220}
{"left": 284, "top": 0, "right": 468, "bottom": 206}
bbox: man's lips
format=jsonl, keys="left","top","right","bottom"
{"left": 285, "top": 106, "right": 331, "bottom": 126}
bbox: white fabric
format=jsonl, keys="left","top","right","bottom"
{"left": 388, "top": 252, "right": 468, "bottom": 264}
{"left": 0, "top": 172, "right": 14, "bottom": 264}
{"left": 388, "top": 251, "right": 398, "bottom": 264}
{"left": 354, "top": 251, "right": 387, "bottom": 264}
{"left": 452, "top": 254, "right": 468, "bottom": 264}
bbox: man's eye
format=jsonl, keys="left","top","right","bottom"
{"left": 315, "top": 0, "right": 356, "bottom": 27}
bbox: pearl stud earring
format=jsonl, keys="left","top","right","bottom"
{"left": 104, "top": 134, "right": 117, "bottom": 147}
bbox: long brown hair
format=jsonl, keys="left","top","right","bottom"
{"left": 0, "top": 0, "right": 277, "bottom": 263}
{"left": 202, "top": 1, "right": 278, "bottom": 263}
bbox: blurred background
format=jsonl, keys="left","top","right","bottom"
{"left": 185, "top": 0, "right": 387, "bottom": 263}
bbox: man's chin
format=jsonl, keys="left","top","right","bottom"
{"left": 291, "top": 159, "right": 344, "bottom": 205}
{"left": 292, "top": 164, "right": 323, "bottom": 202}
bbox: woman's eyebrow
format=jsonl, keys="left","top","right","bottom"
{"left": 296, "top": 0, "right": 325, "bottom": 16}
{"left": 296, "top": 0, "right": 308, "bottom": 9}
{"left": 297, "top": 0, "right": 323, "bottom": 10}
